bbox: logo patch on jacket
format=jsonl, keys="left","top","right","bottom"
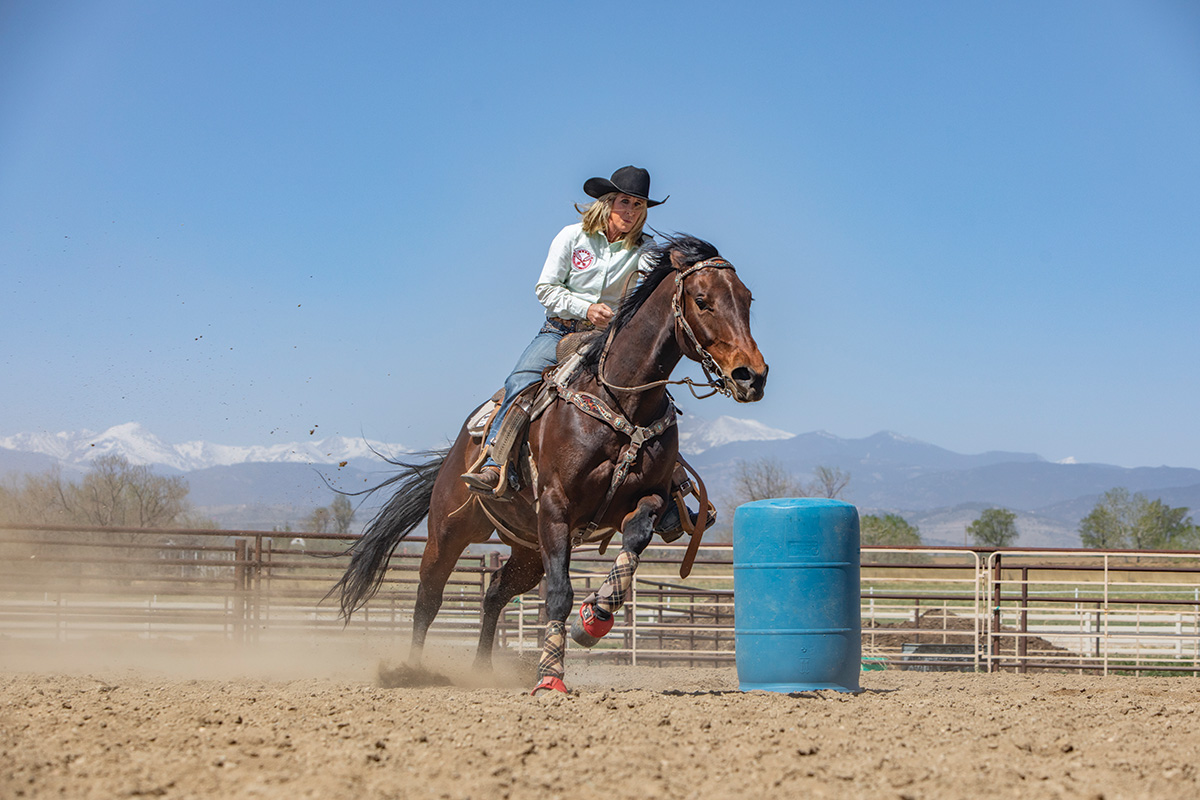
{"left": 571, "top": 248, "right": 595, "bottom": 270}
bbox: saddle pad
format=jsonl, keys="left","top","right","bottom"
{"left": 556, "top": 329, "right": 602, "bottom": 362}
{"left": 466, "top": 389, "right": 504, "bottom": 437}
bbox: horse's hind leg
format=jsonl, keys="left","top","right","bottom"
{"left": 409, "top": 497, "right": 492, "bottom": 666}
{"left": 572, "top": 494, "right": 663, "bottom": 648}
{"left": 473, "top": 545, "right": 544, "bottom": 671}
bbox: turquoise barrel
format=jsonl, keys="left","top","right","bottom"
{"left": 733, "top": 498, "right": 861, "bottom": 693}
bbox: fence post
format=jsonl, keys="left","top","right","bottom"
{"left": 1102, "top": 554, "right": 1109, "bottom": 676}
{"left": 689, "top": 599, "right": 697, "bottom": 667}
{"left": 990, "top": 552, "right": 1003, "bottom": 673}
{"left": 252, "top": 535, "right": 265, "bottom": 642}
{"left": 1018, "top": 566, "right": 1028, "bottom": 673}
{"left": 657, "top": 585, "right": 665, "bottom": 662}
{"left": 234, "top": 538, "right": 248, "bottom": 643}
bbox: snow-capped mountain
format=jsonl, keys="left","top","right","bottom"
{"left": 0, "top": 416, "right": 795, "bottom": 471}
{"left": 677, "top": 415, "right": 795, "bottom": 455}
{"left": 0, "top": 423, "right": 410, "bottom": 472}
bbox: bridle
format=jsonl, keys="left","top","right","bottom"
{"left": 547, "top": 253, "right": 737, "bottom": 574}
{"left": 597, "top": 256, "right": 739, "bottom": 399}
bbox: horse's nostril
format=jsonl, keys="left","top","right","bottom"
{"left": 731, "top": 367, "right": 752, "bottom": 383}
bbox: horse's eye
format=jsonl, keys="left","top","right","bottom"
{"left": 695, "top": 297, "right": 710, "bottom": 311}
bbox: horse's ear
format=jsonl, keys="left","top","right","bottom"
{"left": 669, "top": 249, "right": 685, "bottom": 271}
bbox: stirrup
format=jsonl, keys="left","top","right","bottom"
{"left": 462, "top": 444, "right": 515, "bottom": 500}
{"left": 461, "top": 465, "right": 502, "bottom": 495}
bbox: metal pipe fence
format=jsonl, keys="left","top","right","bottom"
{"left": 983, "top": 549, "right": 1200, "bottom": 675}
{"left": 2, "top": 524, "right": 1199, "bottom": 674}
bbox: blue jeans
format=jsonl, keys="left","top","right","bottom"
{"left": 483, "top": 323, "right": 566, "bottom": 466}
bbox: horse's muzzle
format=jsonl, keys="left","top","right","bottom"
{"left": 728, "top": 364, "right": 768, "bottom": 403}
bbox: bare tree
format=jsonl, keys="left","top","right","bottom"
{"left": 306, "top": 506, "right": 333, "bottom": 534}
{"left": 731, "top": 457, "right": 806, "bottom": 504}
{"left": 808, "top": 466, "right": 850, "bottom": 499}
{"left": 1, "top": 455, "right": 196, "bottom": 582}
{"left": 76, "top": 455, "right": 127, "bottom": 526}
{"left": 125, "top": 467, "right": 190, "bottom": 527}
{"left": 3, "top": 455, "right": 190, "bottom": 529}
{"left": 1, "top": 467, "right": 72, "bottom": 524}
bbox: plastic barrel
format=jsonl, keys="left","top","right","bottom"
{"left": 733, "top": 498, "right": 861, "bottom": 693}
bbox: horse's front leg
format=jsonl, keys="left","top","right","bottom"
{"left": 530, "top": 490, "right": 575, "bottom": 695}
{"left": 571, "top": 494, "right": 664, "bottom": 648}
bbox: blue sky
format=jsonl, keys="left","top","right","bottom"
{"left": 2, "top": 1, "right": 1198, "bottom": 468}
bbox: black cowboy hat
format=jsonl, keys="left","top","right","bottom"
{"left": 583, "top": 165, "right": 667, "bottom": 207}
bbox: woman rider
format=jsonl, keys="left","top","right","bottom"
{"left": 461, "top": 165, "right": 664, "bottom": 495}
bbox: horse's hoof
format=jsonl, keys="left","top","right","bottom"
{"left": 570, "top": 603, "right": 613, "bottom": 648}
{"left": 531, "top": 675, "right": 567, "bottom": 695}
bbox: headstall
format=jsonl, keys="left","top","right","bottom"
{"left": 597, "top": 256, "right": 738, "bottom": 399}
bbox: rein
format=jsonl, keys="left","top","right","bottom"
{"left": 597, "top": 257, "right": 738, "bottom": 399}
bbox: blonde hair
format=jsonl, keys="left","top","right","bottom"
{"left": 576, "top": 192, "right": 647, "bottom": 250}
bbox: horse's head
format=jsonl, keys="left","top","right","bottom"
{"left": 669, "top": 241, "right": 768, "bottom": 403}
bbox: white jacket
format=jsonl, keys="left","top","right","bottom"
{"left": 534, "top": 223, "right": 654, "bottom": 320}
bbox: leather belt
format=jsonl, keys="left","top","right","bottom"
{"left": 546, "top": 316, "right": 595, "bottom": 333}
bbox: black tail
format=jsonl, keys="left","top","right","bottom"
{"left": 329, "top": 449, "right": 449, "bottom": 620}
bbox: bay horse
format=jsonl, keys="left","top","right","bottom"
{"left": 333, "top": 235, "right": 767, "bottom": 693}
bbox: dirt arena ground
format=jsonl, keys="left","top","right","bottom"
{"left": 2, "top": 637, "right": 1198, "bottom": 799}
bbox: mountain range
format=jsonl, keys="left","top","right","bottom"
{"left": 682, "top": 431, "right": 1200, "bottom": 548}
{"left": 2, "top": 421, "right": 1197, "bottom": 548}
{"left": 0, "top": 422, "right": 408, "bottom": 474}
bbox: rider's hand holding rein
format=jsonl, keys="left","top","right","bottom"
{"left": 587, "top": 303, "right": 615, "bottom": 328}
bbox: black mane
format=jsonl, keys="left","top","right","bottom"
{"left": 579, "top": 234, "right": 720, "bottom": 372}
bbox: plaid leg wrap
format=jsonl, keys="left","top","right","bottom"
{"left": 595, "top": 551, "right": 640, "bottom": 616}
{"left": 537, "top": 620, "right": 567, "bottom": 680}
